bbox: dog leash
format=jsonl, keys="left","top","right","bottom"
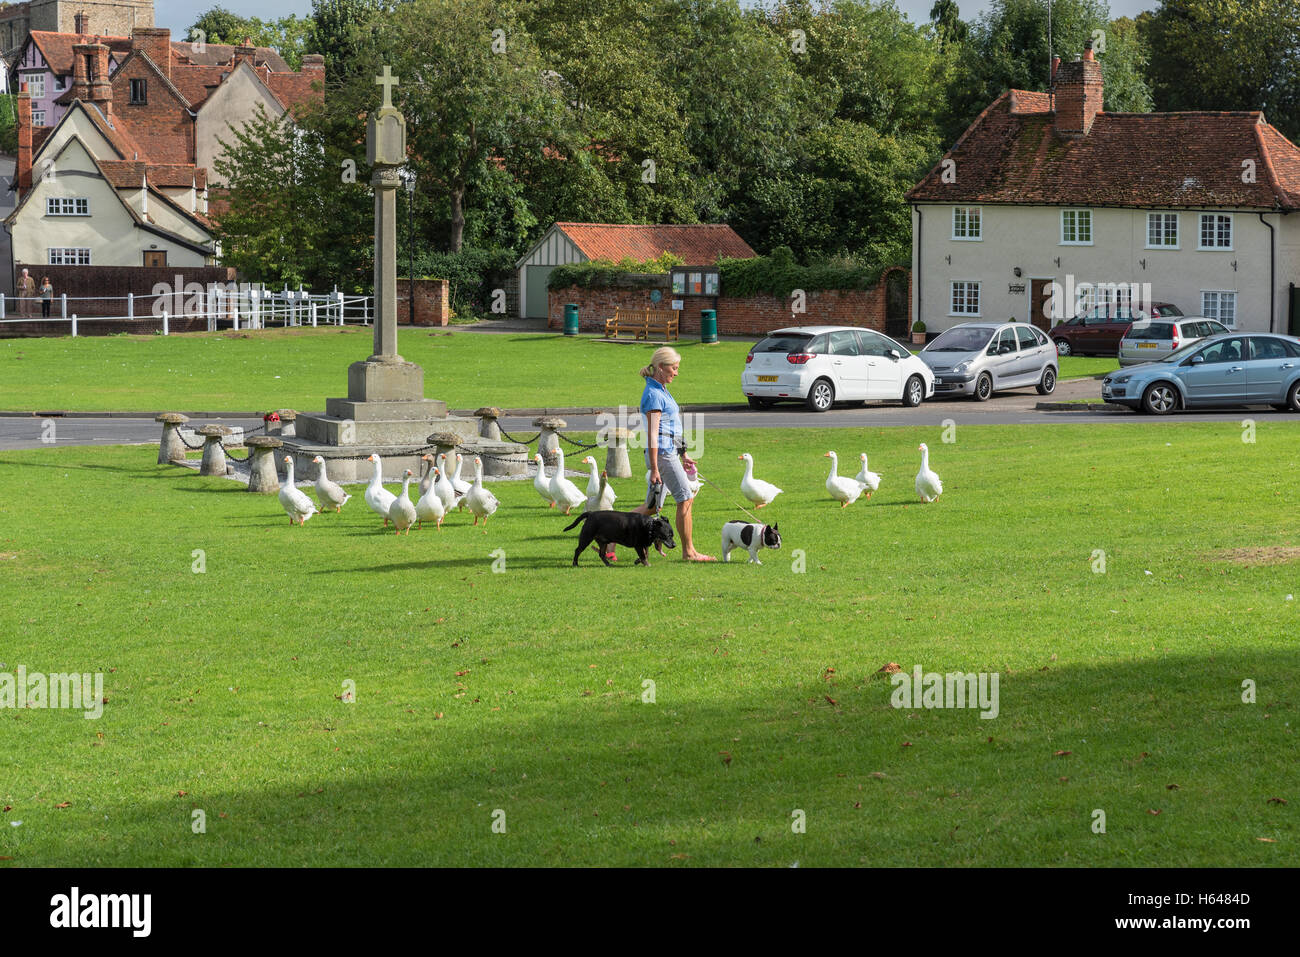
{"left": 693, "top": 471, "right": 765, "bottom": 525}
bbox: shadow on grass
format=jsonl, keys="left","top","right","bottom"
{"left": 25, "top": 648, "right": 1297, "bottom": 867}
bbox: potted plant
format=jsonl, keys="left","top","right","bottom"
{"left": 911, "top": 320, "right": 927, "bottom": 345}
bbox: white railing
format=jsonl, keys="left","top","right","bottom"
{"left": 0, "top": 286, "right": 375, "bottom": 335}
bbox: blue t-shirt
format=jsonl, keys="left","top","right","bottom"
{"left": 640, "top": 376, "right": 681, "bottom": 454}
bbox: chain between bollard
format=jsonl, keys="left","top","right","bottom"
{"left": 497, "top": 428, "right": 540, "bottom": 446}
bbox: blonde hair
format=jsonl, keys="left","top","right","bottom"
{"left": 640, "top": 346, "right": 682, "bottom": 378}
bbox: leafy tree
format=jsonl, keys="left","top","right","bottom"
{"left": 187, "top": 7, "right": 314, "bottom": 69}
{"left": 930, "top": 0, "right": 969, "bottom": 48}
{"left": 310, "top": 0, "right": 391, "bottom": 80}
{"left": 1142, "top": 0, "right": 1300, "bottom": 139}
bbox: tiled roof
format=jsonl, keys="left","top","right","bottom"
{"left": 554, "top": 223, "right": 756, "bottom": 263}
{"left": 908, "top": 90, "right": 1300, "bottom": 210}
{"left": 99, "top": 159, "right": 147, "bottom": 187}
{"left": 78, "top": 102, "right": 146, "bottom": 160}
{"left": 171, "top": 41, "right": 291, "bottom": 74}
{"left": 264, "top": 68, "right": 323, "bottom": 114}
{"left": 169, "top": 64, "right": 228, "bottom": 108}
{"left": 27, "top": 31, "right": 132, "bottom": 76}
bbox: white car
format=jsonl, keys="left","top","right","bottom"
{"left": 742, "top": 326, "right": 936, "bottom": 412}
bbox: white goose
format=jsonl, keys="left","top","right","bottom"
{"left": 311, "top": 455, "right": 351, "bottom": 513}
{"left": 418, "top": 455, "right": 437, "bottom": 499}
{"left": 824, "top": 451, "right": 864, "bottom": 508}
{"left": 915, "top": 443, "right": 943, "bottom": 503}
{"left": 738, "top": 452, "right": 783, "bottom": 508}
{"left": 389, "top": 469, "right": 418, "bottom": 534}
{"left": 450, "top": 453, "right": 472, "bottom": 507}
{"left": 533, "top": 453, "right": 556, "bottom": 507}
{"left": 433, "top": 453, "right": 460, "bottom": 512}
{"left": 364, "top": 453, "right": 397, "bottom": 525}
{"left": 279, "top": 455, "right": 318, "bottom": 525}
{"left": 548, "top": 448, "right": 588, "bottom": 515}
{"left": 465, "top": 457, "right": 499, "bottom": 527}
{"left": 854, "top": 452, "right": 882, "bottom": 498}
{"left": 582, "top": 455, "right": 617, "bottom": 511}
{"left": 416, "top": 464, "right": 446, "bottom": 530}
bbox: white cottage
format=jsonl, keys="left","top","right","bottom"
{"left": 906, "top": 48, "right": 1300, "bottom": 337}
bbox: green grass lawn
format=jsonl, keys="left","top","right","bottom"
{"left": 0, "top": 328, "right": 1109, "bottom": 413}
{"left": 1, "top": 421, "right": 1295, "bottom": 866}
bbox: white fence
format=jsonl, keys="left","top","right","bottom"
{"left": 0, "top": 286, "right": 376, "bottom": 336}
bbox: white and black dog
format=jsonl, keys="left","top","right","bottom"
{"left": 721, "top": 521, "right": 781, "bottom": 564}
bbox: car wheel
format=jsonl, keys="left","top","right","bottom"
{"left": 1287, "top": 380, "right": 1300, "bottom": 413}
{"left": 902, "top": 375, "right": 924, "bottom": 407}
{"left": 1054, "top": 339, "right": 1072, "bottom": 356}
{"left": 1036, "top": 366, "right": 1057, "bottom": 395}
{"left": 806, "top": 378, "right": 835, "bottom": 412}
{"left": 973, "top": 373, "right": 993, "bottom": 401}
{"left": 747, "top": 397, "right": 773, "bottom": 410}
{"left": 1142, "top": 381, "right": 1178, "bottom": 415}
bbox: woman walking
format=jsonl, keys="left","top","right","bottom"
{"left": 39, "top": 276, "right": 53, "bottom": 318}
{"left": 633, "top": 346, "right": 714, "bottom": 562}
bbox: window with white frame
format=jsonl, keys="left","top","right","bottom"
{"left": 22, "top": 73, "right": 45, "bottom": 98}
{"left": 31, "top": 110, "right": 46, "bottom": 127}
{"left": 1199, "top": 214, "right": 1232, "bottom": 249}
{"left": 951, "top": 206, "right": 982, "bottom": 240}
{"left": 1061, "top": 209, "right": 1092, "bottom": 244}
{"left": 1147, "top": 213, "right": 1178, "bottom": 248}
{"left": 1201, "top": 290, "right": 1237, "bottom": 326}
{"left": 48, "top": 248, "right": 91, "bottom": 266}
{"left": 950, "top": 281, "right": 981, "bottom": 315}
{"left": 46, "top": 197, "right": 89, "bottom": 216}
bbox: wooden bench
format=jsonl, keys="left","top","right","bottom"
{"left": 604, "top": 308, "right": 679, "bottom": 341}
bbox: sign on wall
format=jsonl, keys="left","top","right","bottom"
{"left": 671, "top": 268, "right": 720, "bottom": 296}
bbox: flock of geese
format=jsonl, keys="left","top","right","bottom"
{"left": 275, "top": 443, "right": 945, "bottom": 528}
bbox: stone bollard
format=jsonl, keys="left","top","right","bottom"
{"left": 196, "top": 425, "right": 232, "bottom": 476}
{"left": 156, "top": 412, "right": 190, "bottom": 465}
{"left": 245, "top": 436, "right": 284, "bottom": 493}
{"left": 275, "top": 409, "right": 298, "bottom": 438}
{"left": 475, "top": 406, "right": 502, "bottom": 441}
{"left": 263, "top": 411, "right": 282, "bottom": 436}
{"left": 427, "top": 431, "right": 463, "bottom": 470}
{"left": 533, "top": 416, "right": 566, "bottom": 468}
{"left": 603, "top": 426, "right": 633, "bottom": 479}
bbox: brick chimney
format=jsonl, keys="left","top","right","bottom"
{"left": 233, "top": 37, "right": 255, "bottom": 67}
{"left": 16, "top": 86, "right": 32, "bottom": 193}
{"left": 1053, "top": 42, "right": 1103, "bottom": 138}
{"left": 90, "top": 42, "right": 112, "bottom": 116}
{"left": 132, "top": 27, "right": 171, "bottom": 81}
{"left": 71, "top": 41, "right": 91, "bottom": 101}
{"left": 1050, "top": 55, "right": 1061, "bottom": 84}
{"left": 302, "top": 54, "right": 325, "bottom": 74}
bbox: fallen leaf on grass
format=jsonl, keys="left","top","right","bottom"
{"left": 1147, "top": 809, "right": 1162, "bottom": 815}
{"left": 176, "top": 790, "right": 188, "bottom": 797}
{"left": 1166, "top": 784, "right": 1180, "bottom": 790}
{"left": 876, "top": 662, "right": 901, "bottom": 675}
{"left": 670, "top": 853, "right": 689, "bottom": 860}
{"left": 54, "top": 802, "right": 70, "bottom": 809}
{"left": 824, "top": 695, "right": 837, "bottom": 706}
{"left": 719, "top": 751, "right": 732, "bottom": 766}
{"left": 1054, "top": 750, "right": 1072, "bottom": 757}
{"left": 870, "top": 772, "right": 886, "bottom": 779}
{"left": 1257, "top": 838, "right": 1277, "bottom": 843}
{"left": 455, "top": 670, "right": 470, "bottom": 677}
{"left": 1267, "top": 797, "right": 1288, "bottom": 805}
{"left": 901, "top": 741, "right": 912, "bottom": 748}
{"left": 853, "top": 802, "right": 861, "bottom": 809}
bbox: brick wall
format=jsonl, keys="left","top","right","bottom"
{"left": 110, "top": 50, "right": 193, "bottom": 162}
{"left": 548, "top": 272, "right": 905, "bottom": 338}
{"left": 397, "top": 278, "right": 449, "bottom": 326}
{"left": 9, "top": 264, "right": 238, "bottom": 317}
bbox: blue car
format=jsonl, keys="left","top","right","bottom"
{"left": 1102, "top": 332, "right": 1300, "bottom": 414}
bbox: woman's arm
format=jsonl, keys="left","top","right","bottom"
{"left": 645, "top": 410, "right": 661, "bottom": 483}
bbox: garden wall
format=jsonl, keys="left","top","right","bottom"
{"left": 397, "top": 278, "right": 450, "bottom": 326}
{"left": 547, "top": 267, "right": 909, "bottom": 338}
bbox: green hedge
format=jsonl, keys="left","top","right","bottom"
{"left": 411, "top": 248, "right": 516, "bottom": 319}
{"left": 718, "top": 245, "right": 907, "bottom": 297}
{"left": 548, "top": 252, "right": 684, "bottom": 289}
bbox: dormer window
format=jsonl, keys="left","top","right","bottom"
{"left": 130, "top": 78, "right": 147, "bottom": 104}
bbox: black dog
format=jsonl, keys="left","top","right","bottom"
{"left": 564, "top": 510, "right": 676, "bottom": 566}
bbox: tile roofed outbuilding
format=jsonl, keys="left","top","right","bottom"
{"left": 554, "top": 223, "right": 756, "bottom": 263}
{"left": 907, "top": 90, "right": 1300, "bottom": 211}
{"left": 27, "top": 30, "right": 132, "bottom": 74}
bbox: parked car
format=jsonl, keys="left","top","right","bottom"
{"left": 918, "top": 321, "right": 1058, "bottom": 401}
{"left": 1051, "top": 302, "right": 1184, "bottom": 356}
{"left": 1101, "top": 333, "right": 1300, "bottom": 414}
{"left": 742, "top": 326, "right": 935, "bottom": 412}
{"left": 1118, "top": 317, "right": 1230, "bottom": 366}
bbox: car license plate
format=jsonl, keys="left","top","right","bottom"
{"left": 1138, "top": 342, "right": 1156, "bottom": 348}
{"left": 756, "top": 375, "right": 778, "bottom": 382}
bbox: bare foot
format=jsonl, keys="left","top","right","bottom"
{"left": 683, "top": 552, "right": 716, "bottom": 562}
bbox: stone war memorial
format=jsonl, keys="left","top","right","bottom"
{"left": 284, "top": 67, "right": 525, "bottom": 482}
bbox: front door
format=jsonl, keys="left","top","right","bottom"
{"left": 1030, "top": 278, "right": 1055, "bottom": 330}
{"left": 144, "top": 250, "right": 167, "bottom": 267}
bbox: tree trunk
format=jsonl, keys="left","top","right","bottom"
{"left": 449, "top": 183, "right": 465, "bottom": 253}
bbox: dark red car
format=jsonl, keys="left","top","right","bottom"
{"left": 1051, "top": 302, "right": 1183, "bottom": 356}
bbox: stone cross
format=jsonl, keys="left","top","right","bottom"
{"left": 366, "top": 66, "right": 408, "bottom": 362}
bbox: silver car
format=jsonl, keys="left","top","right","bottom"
{"left": 1118, "top": 317, "right": 1229, "bottom": 366}
{"left": 1102, "top": 332, "right": 1300, "bottom": 414}
{"left": 920, "top": 321, "right": 1059, "bottom": 400}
